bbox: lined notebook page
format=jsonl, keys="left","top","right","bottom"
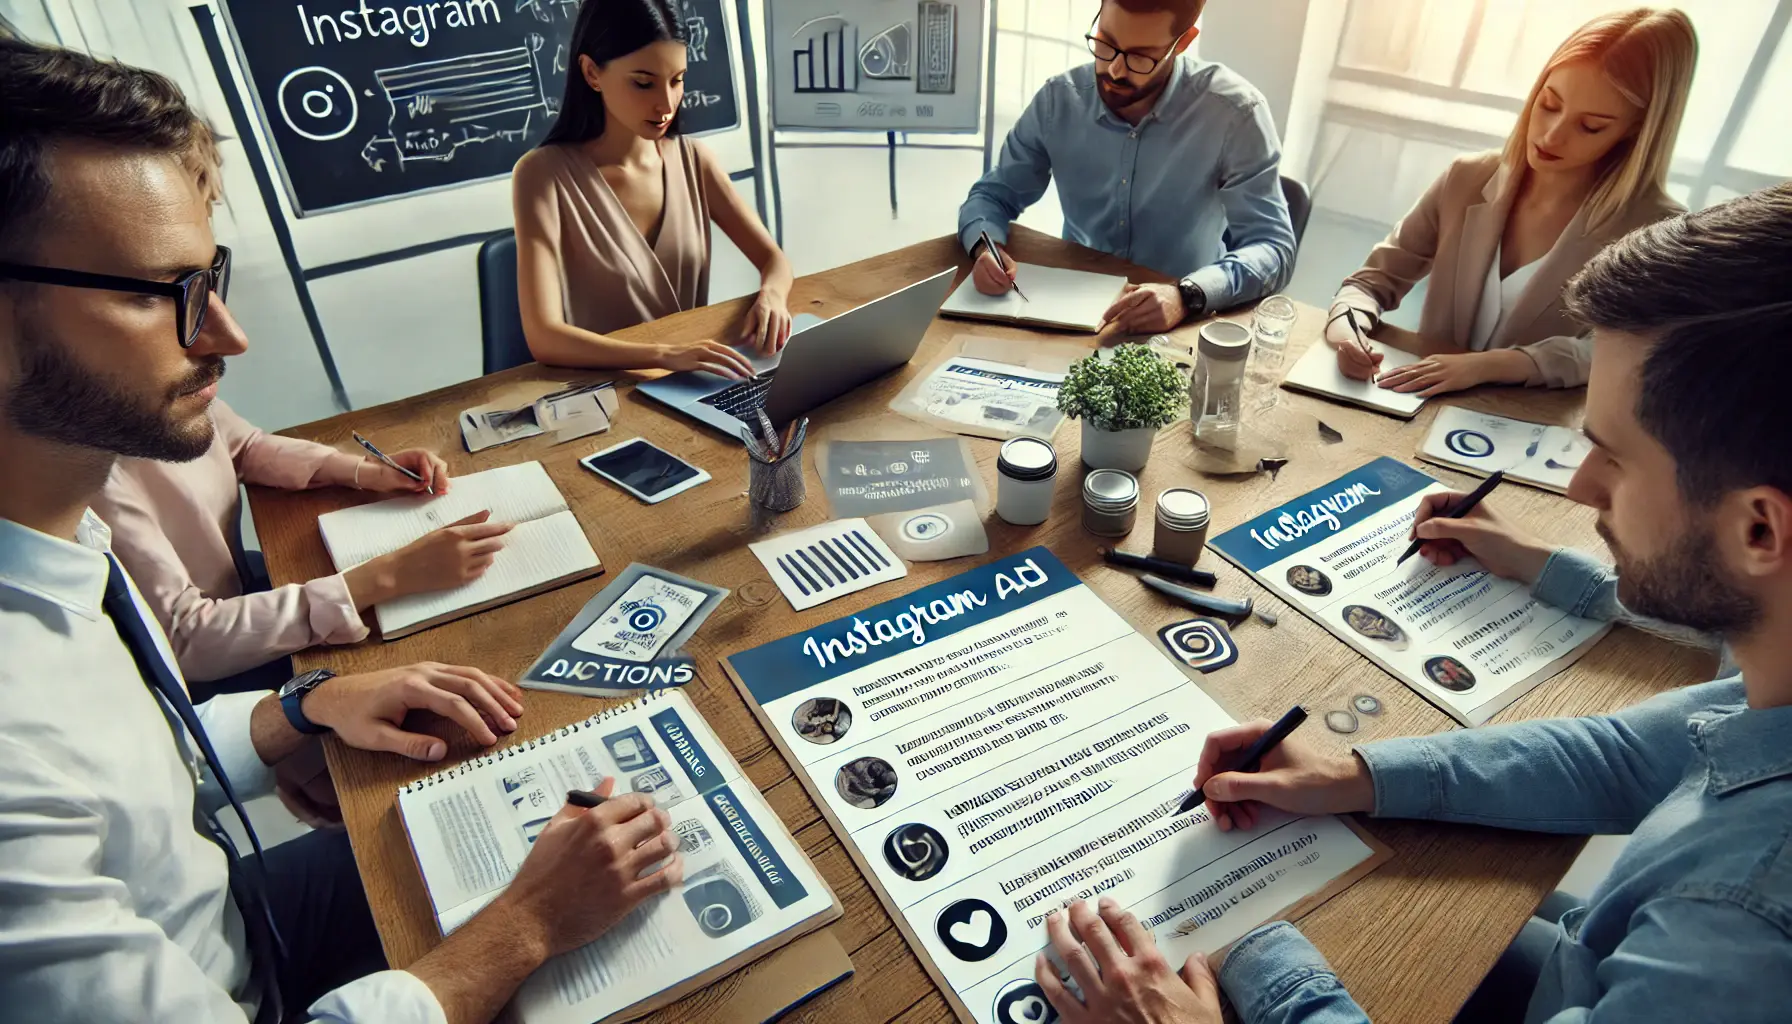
{"left": 317, "top": 462, "right": 570, "bottom": 568}
{"left": 940, "top": 263, "right": 1128, "bottom": 332}
{"left": 375, "top": 509, "right": 599, "bottom": 637}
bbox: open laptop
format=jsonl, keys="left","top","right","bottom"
{"left": 638, "top": 268, "right": 956, "bottom": 438}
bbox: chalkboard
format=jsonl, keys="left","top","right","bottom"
{"left": 218, "top": 0, "right": 741, "bottom": 216}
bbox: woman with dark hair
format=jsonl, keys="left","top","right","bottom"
{"left": 513, "top": 0, "right": 791, "bottom": 376}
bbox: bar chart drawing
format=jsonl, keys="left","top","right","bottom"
{"left": 791, "top": 15, "right": 857, "bottom": 92}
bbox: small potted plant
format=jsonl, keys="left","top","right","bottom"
{"left": 1057, "top": 344, "right": 1188, "bottom": 471}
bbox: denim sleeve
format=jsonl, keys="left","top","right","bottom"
{"left": 1182, "top": 100, "right": 1296, "bottom": 310}
{"left": 1532, "top": 548, "right": 1725, "bottom": 666}
{"left": 1531, "top": 548, "right": 1621, "bottom": 621}
{"left": 1356, "top": 679, "right": 1741, "bottom": 834}
{"left": 958, "top": 86, "right": 1056, "bottom": 255}
{"left": 1535, "top": 896, "right": 1792, "bottom": 1023}
{"left": 1218, "top": 923, "right": 1369, "bottom": 1024}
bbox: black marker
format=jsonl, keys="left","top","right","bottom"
{"left": 1139, "top": 574, "right": 1252, "bottom": 623}
{"left": 1395, "top": 470, "right": 1506, "bottom": 566}
{"left": 1177, "top": 705, "right": 1308, "bottom": 815}
{"left": 1099, "top": 547, "right": 1218, "bottom": 588}
{"left": 566, "top": 789, "right": 606, "bottom": 809}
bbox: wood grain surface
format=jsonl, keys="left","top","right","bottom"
{"left": 250, "top": 226, "right": 1716, "bottom": 1024}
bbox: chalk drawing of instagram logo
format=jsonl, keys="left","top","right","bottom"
{"left": 278, "top": 67, "right": 359, "bottom": 142}
{"left": 993, "top": 979, "right": 1059, "bottom": 1024}
{"left": 626, "top": 603, "right": 666, "bottom": 632}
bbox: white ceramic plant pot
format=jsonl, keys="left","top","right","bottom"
{"left": 1080, "top": 421, "right": 1157, "bottom": 472}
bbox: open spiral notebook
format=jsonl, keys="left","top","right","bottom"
{"left": 398, "top": 688, "right": 841, "bottom": 1024}
{"left": 315, "top": 462, "right": 602, "bottom": 639}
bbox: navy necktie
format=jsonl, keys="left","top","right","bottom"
{"left": 102, "top": 555, "right": 285, "bottom": 1024}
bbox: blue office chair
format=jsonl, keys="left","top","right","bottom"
{"left": 477, "top": 230, "right": 533, "bottom": 375}
{"left": 1280, "top": 174, "right": 1312, "bottom": 248}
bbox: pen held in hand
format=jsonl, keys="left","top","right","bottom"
{"left": 1178, "top": 705, "right": 1309, "bottom": 815}
{"left": 565, "top": 789, "right": 606, "bottom": 809}
{"left": 978, "top": 229, "right": 1027, "bottom": 302}
{"left": 352, "top": 431, "right": 434, "bottom": 495}
{"left": 1394, "top": 470, "right": 1507, "bottom": 566}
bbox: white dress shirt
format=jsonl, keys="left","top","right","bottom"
{"left": 0, "top": 511, "right": 444, "bottom": 1023}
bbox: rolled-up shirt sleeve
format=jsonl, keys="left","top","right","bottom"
{"left": 1218, "top": 922, "right": 1369, "bottom": 1024}
{"left": 1182, "top": 98, "right": 1295, "bottom": 311}
{"left": 193, "top": 689, "right": 278, "bottom": 806}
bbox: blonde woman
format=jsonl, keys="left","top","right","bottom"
{"left": 1326, "top": 7, "right": 1696, "bottom": 395}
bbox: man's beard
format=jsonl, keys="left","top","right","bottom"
{"left": 1097, "top": 71, "right": 1166, "bottom": 113}
{"left": 6, "top": 318, "right": 223, "bottom": 462}
{"left": 1601, "top": 518, "right": 1760, "bottom": 634}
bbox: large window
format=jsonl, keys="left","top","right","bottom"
{"left": 1311, "top": 0, "right": 1791, "bottom": 218}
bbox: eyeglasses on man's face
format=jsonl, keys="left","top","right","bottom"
{"left": 0, "top": 246, "right": 233, "bottom": 349}
{"left": 1085, "top": 19, "right": 1175, "bottom": 76}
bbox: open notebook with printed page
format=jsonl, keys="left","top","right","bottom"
{"left": 1280, "top": 340, "right": 1428, "bottom": 419}
{"left": 939, "top": 262, "right": 1130, "bottom": 332}
{"left": 315, "top": 461, "right": 601, "bottom": 639}
{"left": 396, "top": 688, "right": 843, "bottom": 1024}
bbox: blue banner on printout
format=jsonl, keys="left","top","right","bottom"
{"left": 728, "top": 546, "right": 1080, "bottom": 706}
{"left": 650, "top": 708, "right": 725, "bottom": 798}
{"left": 707, "top": 784, "right": 808, "bottom": 908}
{"left": 1210, "top": 457, "right": 1436, "bottom": 574}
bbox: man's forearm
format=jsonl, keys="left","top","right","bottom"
{"left": 407, "top": 898, "right": 549, "bottom": 1024}
{"left": 249, "top": 692, "right": 311, "bottom": 766}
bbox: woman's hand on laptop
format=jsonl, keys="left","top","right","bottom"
{"left": 655, "top": 337, "right": 756, "bottom": 379}
{"left": 738, "top": 287, "right": 793, "bottom": 355}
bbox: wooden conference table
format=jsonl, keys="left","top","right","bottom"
{"left": 252, "top": 225, "right": 1715, "bottom": 1024}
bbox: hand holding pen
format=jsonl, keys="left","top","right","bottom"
{"left": 352, "top": 431, "right": 449, "bottom": 495}
{"left": 1189, "top": 708, "right": 1377, "bottom": 832}
{"left": 972, "top": 229, "right": 1027, "bottom": 300}
{"left": 1325, "top": 304, "right": 1381, "bottom": 384}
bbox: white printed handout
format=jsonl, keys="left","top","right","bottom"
{"left": 396, "top": 690, "right": 838, "bottom": 1024}
{"left": 1209, "top": 458, "right": 1611, "bottom": 725}
{"left": 1418, "top": 407, "right": 1592, "bottom": 494}
{"left": 724, "top": 548, "right": 1388, "bottom": 1024}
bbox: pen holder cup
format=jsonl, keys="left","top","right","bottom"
{"left": 749, "top": 440, "right": 807, "bottom": 514}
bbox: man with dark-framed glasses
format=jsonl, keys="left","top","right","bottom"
{"left": 1, "top": 38, "right": 683, "bottom": 1024}
{"left": 957, "top": 0, "right": 1295, "bottom": 334}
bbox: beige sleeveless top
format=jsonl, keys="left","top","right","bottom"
{"left": 513, "top": 135, "right": 712, "bottom": 336}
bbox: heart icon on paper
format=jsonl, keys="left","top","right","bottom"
{"left": 935, "top": 898, "right": 1007, "bottom": 962}
{"left": 993, "top": 979, "right": 1059, "bottom": 1024}
{"left": 949, "top": 910, "right": 992, "bottom": 948}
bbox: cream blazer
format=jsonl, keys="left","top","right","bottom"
{"left": 1334, "top": 151, "right": 1683, "bottom": 387}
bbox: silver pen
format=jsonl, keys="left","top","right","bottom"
{"left": 352, "top": 431, "right": 434, "bottom": 494}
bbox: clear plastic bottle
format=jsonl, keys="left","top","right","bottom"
{"left": 1191, "top": 320, "right": 1252, "bottom": 449}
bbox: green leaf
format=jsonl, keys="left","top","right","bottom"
{"left": 1055, "top": 344, "right": 1188, "bottom": 430}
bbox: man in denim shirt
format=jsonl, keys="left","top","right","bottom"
{"left": 956, "top": 0, "right": 1295, "bottom": 333}
{"left": 1021, "top": 183, "right": 1792, "bottom": 1023}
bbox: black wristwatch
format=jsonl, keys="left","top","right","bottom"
{"left": 278, "top": 668, "right": 338, "bottom": 735}
{"left": 1177, "top": 276, "right": 1208, "bottom": 320}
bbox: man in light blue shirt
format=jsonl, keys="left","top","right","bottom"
{"left": 957, "top": 0, "right": 1295, "bottom": 333}
{"left": 1019, "top": 183, "right": 1792, "bottom": 1023}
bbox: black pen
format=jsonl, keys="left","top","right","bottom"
{"left": 1394, "top": 470, "right": 1506, "bottom": 566}
{"left": 977, "top": 229, "right": 1028, "bottom": 301}
{"left": 1177, "top": 706, "right": 1308, "bottom": 815}
{"left": 566, "top": 789, "right": 606, "bottom": 809}
{"left": 352, "top": 431, "right": 434, "bottom": 495}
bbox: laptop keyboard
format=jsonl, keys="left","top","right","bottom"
{"left": 698, "top": 371, "right": 777, "bottom": 422}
